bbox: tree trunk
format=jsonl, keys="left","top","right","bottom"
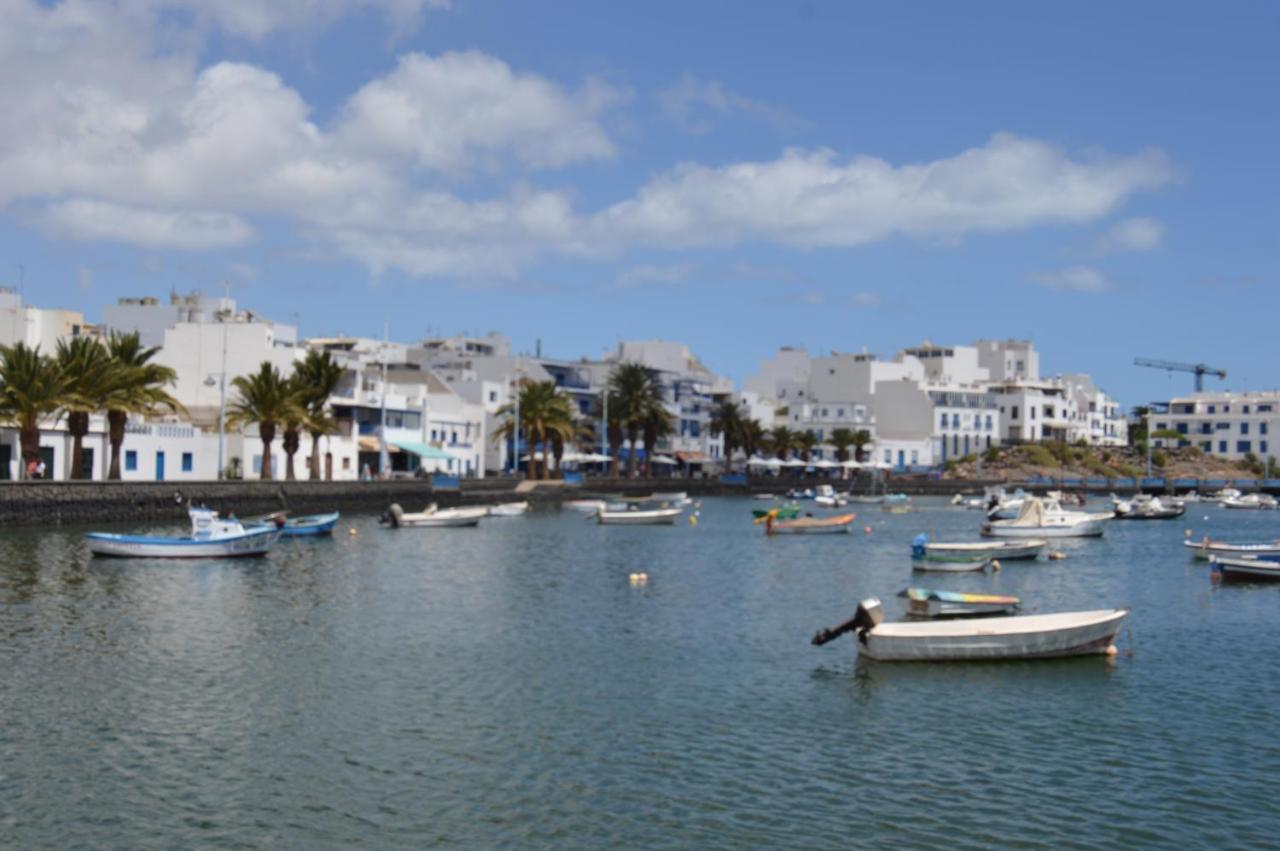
{"left": 626, "top": 427, "right": 638, "bottom": 477}
{"left": 309, "top": 430, "right": 322, "bottom": 480}
{"left": 259, "top": 421, "right": 276, "bottom": 480}
{"left": 283, "top": 426, "right": 299, "bottom": 481}
{"left": 107, "top": 409, "right": 127, "bottom": 480}
{"left": 68, "top": 411, "right": 88, "bottom": 479}
{"left": 19, "top": 418, "right": 39, "bottom": 480}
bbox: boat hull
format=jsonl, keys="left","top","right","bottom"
{"left": 597, "top": 508, "right": 683, "bottom": 525}
{"left": 920, "top": 541, "right": 1047, "bottom": 561}
{"left": 86, "top": 527, "right": 282, "bottom": 558}
{"left": 981, "top": 519, "right": 1106, "bottom": 538}
{"left": 1211, "top": 556, "right": 1280, "bottom": 581}
{"left": 911, "top": 559, "right": 991, "bottom": 573}
{"left": 859, "top": 609, "right": 1128, "bottom": 661}
{"left": 1185, "top": 540, "right": 1280, "bottom": 560}
{"left": 487, "top": 502, "right": 530, "bottom": 517}
{"left": 280, "top": 512, "right": 340, "bottom": 536}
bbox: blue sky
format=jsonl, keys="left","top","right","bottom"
{"left": 1, "top": 1, "right": 1276, "bottom": 405}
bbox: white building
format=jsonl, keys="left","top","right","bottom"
{"left": 1, "top": 415, "right": 220, "bottom": 481}
{"left": 1153, "top": 391, "right": 1279, "bottom": 462}
{"left": 0, "top": 288, "right": 88, "bottom": 351}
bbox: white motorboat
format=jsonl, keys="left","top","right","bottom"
{"left": 848, "top": 495, "right": 885, "bottom": 504}
{"left": 86, "top": 507, "right": 282, "bottom": 558}
{"left": 1222, "top": 493, "right": 1277, "bottom": 510}
{"left": 981, "top": 497, "right": 1110, "bottom": 538}
{"left": 814, "top": 484, "right": 848, "bottom": 508}
{"left": 487, "top": 501, "right": 530, "bottom": 517}
{"left": 565, "top": 499, "right": 608, "bottom": 513}
{"left": 597, "top": 505, "right": 684, "bottom": 525}
{"left": 1113, "top": 495, "right": 1185, "bottom": 520}
{"left": 1210, "top": 555, "right": 1280, "bottom": 582}
{"left": 911, "top": 535, "right": 1047, "bottom": 563}
{"left": 1178, "top": 490, "right": 1202, "bottom": 503}
{"left": 385, "top": 503, "right": 486, "bottom": 528}
{"left": 813, "top": 598, "right": 1129, "bottom": 661}
{"left": 898, "top": 588, "right": 1021, "bottom": 618}
{"left": 1184, "top": 538, "right": 1280, "bottom": 560}
{"left": 984, "top": 487, "right": 1028, "bottom": 519}
{"left": 1210, "top": 487, "right": 1242, "bottom": 503}
{"left": 951, "top": 493, "right": 986, "bottom": 509}
{"left": 651, "top": 491, "right": 693, "bottom": 506}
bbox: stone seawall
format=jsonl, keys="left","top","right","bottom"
{"left": 0, "top": 474, "right": 1185, "bottom": 527}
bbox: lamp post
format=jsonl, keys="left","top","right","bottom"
{"left": 205, "top": 308, "right": 230, "bottom": 479}
{"left": 512, "top": 357, "right": 522, "bottom": 477}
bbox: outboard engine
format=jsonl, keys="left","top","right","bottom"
{"left": 812, "top": 597, "right": 884, "bottom": 647}
{"left": 911, "top": 533, "right": 929, "bottom": 559}
{"left": 384, "top": 503, "right": 404, "bottom": 528}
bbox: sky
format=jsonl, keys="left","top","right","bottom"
{"left": 1, "top": 0, "right": 1276, "bottom": 406}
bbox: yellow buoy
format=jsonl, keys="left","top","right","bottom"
{"left": 1048, "top": 550, "right": 1065, "bottom": 560}
{"left": 689, "top": 515, "right": 698, "bottom": 527}
{"left": 863, "top": 526, "right": 872, "bottom": 535}
{"left": 1105, "top": 645, "right": 1119, "bottom": 657}
{"left": 348, "top": 527, "right": 358, "bottom": 536}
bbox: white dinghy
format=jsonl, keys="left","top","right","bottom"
{"left": 813, "top": 598, "right": 1128, "bottom": 662}
{"left": 385, "top": 503, "right": 487, "bottom": 528}
{"left": 597, "top": 505, "right": 684, "bottom": 525}
{"left": 86, "top": 507, "right": 282, "bottom": 558}
{"left": 981, "top": 497, "right": 1110, "bottom": 538}
{"left": 1184, "top": 538, "right": 1280, "bottom": 560}
{"left": 486, "top": 501, "right": 530, "bottom": 517}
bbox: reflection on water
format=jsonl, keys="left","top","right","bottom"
{"left": 2, "top": 498, "right": 1280, "bottom": 847}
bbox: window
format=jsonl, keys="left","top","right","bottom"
{"left": 1259, "top": 405, "right": 1273, "bottom": 413}
{"left": 125, "top": 450, "right": 137, "bottom": 471}
{"left": 1219, "top": 441, "right": 1227, "bottom": 453}
{"left": 1201, "top": 442, "right": 1212, "bottom": 453}
{"left": 342, "top": 457, "right": 351, "bottom": 470}
{"left": 1262, "top": 422, "right": 1269, "bottom": 435}
{"left": 1030, "top": 407, "right": 1036, "bottom": 419}
{"left": 1237, "top": 441, "right": 1251, "bottom": 453}
{"left": 837, "top": 408, "right": 844, "bottom": 417}
{"left": 940, "top": 413, "right": 948, "bottom": 430}
{"left": 1176, "top": 423, "right": 1188, "bottom": 434}
{"left": 1011, "top": 406, "right": 1019, "bottom": 420}
{"left": 1208, "top": 405, "right": 1216, "bottom": 414}
{"left": 488, "top": 391, "right": 497, "bottom": 403}
{"left": 1262, "top": 441, "right": 1269, "bottom": 454}
{"left": 910, "top": 450, "right": 918, "bottom": 465}
{"left": 1244, "top": 405, "right": 1251, "bottom": 414}
{"left": 985, "top": 415, "right": 993, "bottom": 431}
{"left": 181, "top": 452, "right": 193, "bottom": 472}
{"left": 1224, "top": 405, "right": 1231, "bottom": 413}
{"left": 1156, "top": 422, "right": 1167, "bottom": 431}
{"left": 1242, "top": 423, "right": 1250, "bottom": 435}
{"left": 1216, "top": 423, "right": 1230, "bottom": 431}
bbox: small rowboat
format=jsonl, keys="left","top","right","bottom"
{"left": 249, "top": 511, "right": 341, "bottom": 537}
{"left": 565, "top": 499, "right": 608, "bottom": 513}
{"left": 597, "top": 506, "right": 684, "bottom": 525}
{"left": 385, "top": 503, "right": 486, "bottom": 528}
{"left": 1184, "top": 539, "right": 1280, "bottom": 560}
{"left": 898, "top": 588, "right": 1021, "bottom": 618}
{"left": 487, "top": 501, "right": 530, "bottom": 517}
{"left": 813, "top": 598, "right": 1128, "bottom": 662}
{"left": 911, "top": 557, "right": 993, "bottom": 573}
{"left": 911, "top": 535, "right": 1047, "bottom": 563}
{"left": 756, "top": 510, "right": 855, "bottom": 535}
{"left": 1211, "top": 556, "right": 1280, "bottom": 581}
{"left": 751, "top": 505, "right": 800, "bottom": 520}
{"left": 86, "top": 507, "right": 282, "bottom": 558}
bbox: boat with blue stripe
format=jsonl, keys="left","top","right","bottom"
{"left": 86, "top": 507, "right": 282, "bottom": 559}
{"left": 248, "top": 511, "right": 341, "bottom": 537}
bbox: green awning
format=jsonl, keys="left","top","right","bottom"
{"left": 391, "top": 440, "right": 456, "bottom": 460}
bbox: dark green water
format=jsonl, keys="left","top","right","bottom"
{"left": 2, "top": 497, "right": 1279, "bottom": 848}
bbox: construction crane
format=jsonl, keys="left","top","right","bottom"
{"left": 1134, "top": 357, "right": 1227, "bottom": 392}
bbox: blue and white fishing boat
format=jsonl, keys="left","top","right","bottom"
{"left": 270, "top": 512, "right": 341, "bottom": 537}
{"left": 86, "top": 507, "right": 282, "bottom": 558}
{"left": 1211, "top": 555, "right": 1280, "bottom": 582}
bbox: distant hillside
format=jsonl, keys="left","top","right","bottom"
{"left": 942, "top": 442, "right": 1267, "bottom": 482}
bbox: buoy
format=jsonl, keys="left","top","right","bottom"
{"left": 1184, "top": 529, "right": 1192, "bottom": 538}
{"left": 1105, "top": 645, "right": 1118, "bottom": 657}
{"left": 1048, "top": 551, "right": 1065, "bottom": 560}
{"left": 348, "top": 527, "right": 358, "bottom": 536}
{"left": 689, "top": 515, "right": 698, "bottom": 527}
{"left": 863, "top": 526, "right": 872, "bottom": 535}
{"left": 990, "top": 559, "right": 1001, "bottom": 572}
{"left": 629, "top": 572, "right": 648, "bottom": 586}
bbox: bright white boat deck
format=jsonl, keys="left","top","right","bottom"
{"left": 861, "top": 608, "right": 1128, "bottom": 661}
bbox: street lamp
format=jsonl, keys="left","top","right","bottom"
{"left": 203, "top": 371, "right": 226, "bottom": 480}
{"left": 512, "top": 357, "right": 523, "bottom": 477}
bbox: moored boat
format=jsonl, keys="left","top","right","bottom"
{"left": 751, "top": 505, "right": 801, "bottom": 520}
{"left": 814, "top": 484, "right": 848, "bottom": 508}
{"left": 384, "top": 503, "right": 486, "bottom": 528}
{"left": 898, "top": 588, "right": 1021, "bottom": 618}
{"left": 1210, "top": 555, "right": 1280, "bottom": 582}
{"left": 1113, "top": 495, "right": 1185, "bottom": 520}
{"left": 597, "top": 505, "right": 684, "bottom": 525}
{"left": 981, "top": 497, "right": 1110, "bottom": 538}
{"left": 86, "top": 507, "right": 282, "bottom": 558}
{"left": 812, "top": 598, "right": 1129, "bottom": 661}
{"left": 911, "top": 557, "right": 993, "bottom": 573}
{"left": 487, "top": 501, "right": 530, "bottom": 517}
{"left": 248, "top": 511, "right": 341, "bottom": 537}
{"left": 1222, "top": 493, "right": 1277, "bottom": 510}
{"left": 911, "top": 534, "right": 1047, "bottom": 563}
{"left": 756, "top": 510, "right": 855, "bottom": 535}
{"left": 1184, "top": 538, "right": 1280, "bottom": 560}
{"left": 565, "top": 499, "right": 608, "bottom": 513}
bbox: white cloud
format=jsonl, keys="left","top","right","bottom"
{"left": 591, "top": 134, "right": 1173, "bottom": 250}
{"left": 849, "top": 292, "right": 882, "bottom": 308}
{"left": 44, "top": 199, "right": 254, "bottom": 249}
{"left": 336, "top": 51, "right": 620, "bottom": 173}
{"left": 657, "top": 73, "right": 807, "bottom": 135}
{"left": 0, "top": 3, "right": 1176, "bottom": 280}
{"left": 128, "top": 0, "right": 448, "bottom": 41}
{"left": 612, "top": 262, "right": 699, "bottom": 289}
{"left": 1092, "top": 217, "right": 1164, "bottom": 254}
{"left": 1030, "top": 265, "right": 1110, "bottom": 293}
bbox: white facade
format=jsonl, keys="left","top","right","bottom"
{"left": 1, "top": 415, "right": 219, "bottom": 481}
{"left": 1154, "top": 392, "right": 1279, "bottom": 462}
{"left": 0, "top": 289, "right": 88, "bottom": 352}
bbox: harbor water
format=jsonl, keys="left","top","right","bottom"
{"left": 2, "top": 496, "right": 1279, "bottom": 848}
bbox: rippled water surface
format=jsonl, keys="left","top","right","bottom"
{"left": 3, "top": 496, "right": 1280, "bottom": 848}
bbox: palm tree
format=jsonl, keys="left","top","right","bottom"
{"left": 709, "top": 399, "right": 745, "bottom": 472}
{"left": 56, "top": 336, "right": 110, "bottom": 479}
{"left": 641, "top": 396, "right": 674, "bottom": 477}
{"left": 279, "top": 377, "right": 307, "bottom": 481}
{"left": 292, "top": 350, "right": 345, "bottom": 479}
{"left": 606, "top": 393, "right": 624, "bottom": 477}
{"left": 851, "top": 429, "right": 873, "bottom": 463}
{"left": 0, "top": 343, "right": 68, "bottom": 478}
{"left": 829, "top": 427, "right": 856, "bottom": 464}
{"left": 226, "top": 362, "right": 294, "bottom": 480}
{"left": 609, "top": 362, "right": 661, "bottom": 477}
{"left": 770, "top": 425, "right": 795, "bottom": 460}
{"left": 494, "top": 381, "right": 575, "bottom": 480}
{"left": 795, "top": 429, "right": 818, "bottom": 462}
{"left": 742, "top": 418, "right": 767, "bottom": 460}
{"left": 102, "top": 332, "right": 182, "bottom": 480}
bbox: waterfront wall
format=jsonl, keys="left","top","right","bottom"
{"left": 0, "top": 474, "right": 1267, "bottom": 527}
